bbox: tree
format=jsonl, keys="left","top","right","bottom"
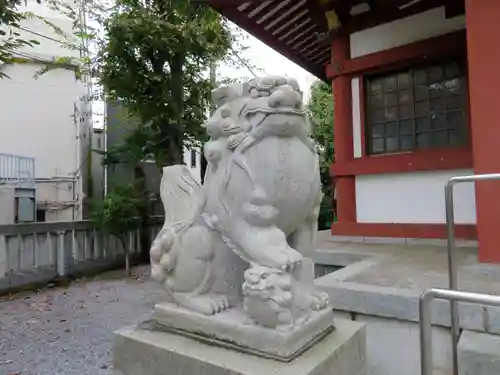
{"left": 0, "top": 0, "right": 41, "bottom": 78}
{"left": 32, "top": 0, "right": 256, "bottom": 167}
{"left": 96, "top": 0, "right": 248, "bottom": 167}
{"left": 307, "top": 80, "right": 334, "bottom": 228}
{"left": 308, "top": 80, "right": 334, "bottom": 190}
{"left": 90, "top": 184, "right": 146, "bottom": 275}
{"left": 1, "top": 0, "right": 87, "bottom": 78}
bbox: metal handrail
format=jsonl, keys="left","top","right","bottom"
{"left": 444, "top": 173, "right": 500, "bottom": 375}
{"left": 420, "top": 288, "right": 500, "bottom": 375}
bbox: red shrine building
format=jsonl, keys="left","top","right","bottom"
{"left": 208, "top": 0, "right": 500, "bottom": 263}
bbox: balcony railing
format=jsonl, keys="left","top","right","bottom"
{"left": 0, "top": 153, "right": 35, "bottom": 188}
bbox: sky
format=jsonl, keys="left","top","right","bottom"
{"left": 93, "top": 24, "right": 319, "bottom": 129}
{"left": 217, "top": 25, "right": 319, "bottom": 103}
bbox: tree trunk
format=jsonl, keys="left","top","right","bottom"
{"left": 133, "top": 166, "right": 151, "bottom": 262}
{"left": 156, "top": 52, "right": 186, "bottom": 167}
{"left": 119, "top": 235, "right": 130, "bottom": 276}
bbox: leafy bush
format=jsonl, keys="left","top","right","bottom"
{"left": 307, "top": 80, "right": 334, "bottom": 229}
{"left": 91, "top": 184, "right": 146, "bottom": 275}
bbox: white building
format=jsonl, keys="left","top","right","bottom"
{"left": 0, "top": 0, "right": 92, "bottom": 222}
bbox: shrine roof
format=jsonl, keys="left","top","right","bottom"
{"left": 206, "top": 0, "right": 462, "bottom": 81}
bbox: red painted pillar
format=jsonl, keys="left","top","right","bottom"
{"left": 331, "top": 32, "right": 356, "bottom": 224}
{"left": 465, "top": 0, "right": 500, "bottom": 263}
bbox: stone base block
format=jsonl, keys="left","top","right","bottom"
{"left": 113, "top": 318, "right": 366, "bottom": 375}
{"left": 458, "top": 330, "right": 500, "bottom": 375}
{"left": 152, "top": 302, "right": 334, "bottom": 361}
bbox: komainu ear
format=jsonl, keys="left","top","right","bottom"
{"left": 211, "top": 84, "right": 241, "bottom": 109}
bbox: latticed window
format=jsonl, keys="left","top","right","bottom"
{"left": 365, "top": 60, "right": 468, "bottom": 155}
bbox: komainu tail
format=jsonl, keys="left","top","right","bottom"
{"left": 150, "top": 165, "right": 201, "bottom": 284}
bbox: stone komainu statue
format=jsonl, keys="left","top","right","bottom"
{"left": 150, "top": 75, "right": 328, "bottom": 329}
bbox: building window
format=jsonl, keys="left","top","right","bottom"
{"left": 190, "top": 149, "right": 197, "bottom": 168}
{"left": 36, "top": 209, "right": 46, "bottom": 222}
{"left": 365, "top": 60, "right": 468, "bottom": 155}
{"left": 14, "top": 197, "right": 35, "bottom": 223}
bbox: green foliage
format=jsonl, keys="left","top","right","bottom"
{"left": 308, "top": 80, "right": 334, "bottom": 191}
{"left": 90, "top": 184, "right": 146, "bottom": 274}
{"left": 91, "top": 184, "right": 145, "bottom": 238}
{"left": 105, "top": 122, "right": 158, "bottom": 166}
{"left": 307, "top": 80, "right": 335, "bottom": 229}
{"left": 318, "top": 195, "right": 334, "bottom": 230}
{"left": 26, "top": 0, "right": 255, "bottom": 167}
{"left": 94, "top": 0, "right": 249, "bottom": 166}
{"left": 0, "top": 0, "right": 41, "bottom": 78}
{"left": 0, "top": 0, "right": 90, "bottom": 78}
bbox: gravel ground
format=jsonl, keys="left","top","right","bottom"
{"left": 0, "top": 265, "right": 164, "bottom": 375}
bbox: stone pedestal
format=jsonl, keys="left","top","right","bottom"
{"left": 113, "top": 318, "right": 366, "bottom": 375}
{"left": 152, "top": 302, "right": 335, "bottom": 361}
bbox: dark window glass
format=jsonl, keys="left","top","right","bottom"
{"left": 366, "top": 60, "right": 468, "bottom": 155}
{"left": 36, "top": 209, "right": 46, "bottom": 222}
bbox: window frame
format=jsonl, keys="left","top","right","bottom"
{"left": 363, "top": 57, "right": 470, "bottom": 156}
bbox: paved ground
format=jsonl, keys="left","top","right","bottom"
{"left": 345, "top": 245, "right": 500, "bottom": 294}
{"left": 315, "top": 233, "right": 500, "bottom": 295}
{"left": 2, "top": 234, "right": 497, "bottom": 375}
{"left": 0, "top": 266, "right": 164, "bottom": 375}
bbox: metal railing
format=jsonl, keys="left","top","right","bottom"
{"left": 0, "top": 217, "right": 163, "bottom": 292}
{"left": 420, "top": 173, "right": 500, "bottom": 375}
{"left": 0, "top": 153, "right": 35, "bottom": 188}
{"left": 420, "top": 288, "right": 500, "bottom": 375}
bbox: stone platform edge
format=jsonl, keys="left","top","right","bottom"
{"left": 314, "top": 249, "right": 500, "bottom": 334}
